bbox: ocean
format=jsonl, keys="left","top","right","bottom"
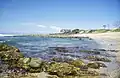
{"left": 0, "top": 36, "right": 100, "bottom": 59}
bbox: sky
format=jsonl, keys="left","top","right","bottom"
{"left": 0, "top": 0, "right": 120, "bottom": 34}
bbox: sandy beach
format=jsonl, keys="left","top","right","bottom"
{"left": 71, "top": 32, "right": 120, "bottom": 58}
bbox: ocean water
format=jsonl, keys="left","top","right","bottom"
{"left": 0, "top": 36, "right": 100, "bottom": 59}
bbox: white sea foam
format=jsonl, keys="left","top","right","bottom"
{"left": 0, "top": 34, "right": 13, "bottom": 37}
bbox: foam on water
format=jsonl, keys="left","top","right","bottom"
{"left": 0, "top": 34, "right": 14, "bottom": 37}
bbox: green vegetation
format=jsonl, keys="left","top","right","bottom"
{"left": 22, "top": 28, "right": 120, "bottom": 37}
{"left": 72, "top": 29, "right": 80, "bottom": 34}
{"left": 59, "top": 28, "right": 120, "bottom": 34}
{"left": 111, "top": 28, "right": 120, "bottom": 32}
{"left": 92, "top": 29, "right": 110, "bottom": 33}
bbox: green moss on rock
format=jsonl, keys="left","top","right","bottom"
{"left": 47, "top": 62, "right": 80, "bottom": 77}
{"left": 87, "top": 62, "right": 106, "bottom": 69}
{"left": 69, "top": 59, "right": 85, "bottom": 67}
{"left": 87, "top": 56, "right": 111, "bottom": 62}
{"left": 87, "top": 62, "right": 99, "bottom": 69}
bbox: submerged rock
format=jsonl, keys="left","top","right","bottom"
{"left": 87, "top": 62, "right": 106, "bottom": 69}
{"left": 93, "top": 49, "right": 106, "bottom": 51}
{"left": 51, "top": 57, "right": 73, "bottom": 63}
{"left": 86, "top": 56, "right": 111, "bottom": 62}
{"left": 87, "top": 62, "right": 99, "bottom": 69}
{"left": 79, "top": 50, "right": 100, "bottom": 54}
{"left": 107, "top": 50, "right": 119, "bottom": 52}
{"left": 54, "top": 47, "right": 68, "bottom": 52}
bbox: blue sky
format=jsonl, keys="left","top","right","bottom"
{"left": 0, "top": 0, "right": 120, "bottom": 34}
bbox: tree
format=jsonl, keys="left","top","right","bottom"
{"left": 60, "top": 29, "right": 71, "bottom": 34}
{"left": 72, "top": 29, "right": 80, "bottom": 34}
{"left": 103, "top": 25, "right": 106, "bottom": 29}
{"left": 113, "top": 21, "right": 120, "bottom": 28}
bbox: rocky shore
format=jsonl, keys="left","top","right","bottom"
{"left": 0, "top": 44, "right": 114, "bottom": 78}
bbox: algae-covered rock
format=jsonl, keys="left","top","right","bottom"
{"left": 79, "top": 70, "right": 99, "bottom": 76}
{"left": 29, "top": 58, "right": 42, "bottom": 68}
{"left": 100, "top": 57, "right": 111, "bottom": 62}
{"left": 51, "top": 57, "right": 73, "bottom": 63}
{"left": 87, "top": 62, "right": 106, "bottom": 69}
{"left": 47, "top": 62, "right": 99, "bottom": 77}
{"left": 0, "top": 44, "right": 24, "bottom": 61}
{"left": 79, "top": 50, "right": 100, "bottom": 54}
{"left": 0, "top": 44, "right": 100, "bottom": 77}
{"left": 17, "top": 57, "right": 49, "bottom": 72}
{"left": 69, "top": 59, "right": 85, "bottom": 67}
{"left": 0, "top": 44, "right": 20, "bottom": 52}
{"left": 86, "top": 56, "right": 111, "bottom": 62}
{"left": 23, "top": 58, "right": 31, "bottom": 64}
{"left": 95, "top": 62, "right": 107, "bottom": 67}
{"left": 0, "top": 44, "right": 24, "bottom": 69}
{"left": 47, "top": 62, "right": 80, "bottom": 77}
{"left": 87, "top": 62, "right": 99, "bottom": 69}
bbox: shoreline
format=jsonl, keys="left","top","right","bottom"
{"left": 0, "top": 32, "right": 120, "bottom": 78}
{"left": 71, "top": 32, "right": 120, "bottom": 78}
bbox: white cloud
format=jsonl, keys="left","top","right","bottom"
{"left": 49, "top": 26, "right": 61, "bottom": 31}
{"left": 37, "top": 25, "right": 47, "bottom": 28}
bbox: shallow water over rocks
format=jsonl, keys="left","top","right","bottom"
{"left": 0, "top": 36, "right": 120, "bottom": 78}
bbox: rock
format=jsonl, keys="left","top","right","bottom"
{"left": 47, "top": 62, "right": 80, "bottom": 77}
{"left": 0, "top": 44, "right": 24, "bottom": 62}
{"left": 21, "top": 58, "right": 48, "bottom": 72}
{"left": 100, "top": 57, "right": 111, "bottom": 62}
{"left": 22, "top": 64, "right": 30, "bottom": 69}
{"left": 0, "top": 44, "right": 20, "bottom": 52}
{"left": 87, "top": 71, "right": 99, "bottom": 76}
{"left": 87, "top": 62, "right": 106, "bottom": 69}
{"left": 18, "top": 57, "right": 49, "bottom": 72}
{"left": 47, "top": 75, "right": 59, "bottom": 78}
{"left": 23, "top": 58, "right": 31, "bottom": 64}
{"left": 79, "top": 65, "right": 88, "bottom": 71}
{"left": 55, "top": 47, "right": 68, "bottom": 52}
{"left": 29, "top": 58, "right": 42, "bottom": 68}
{"left": 14, "top": 48, "right": 20, "bottom": 52}
{"left": 79, "top": 50, "right": 100, "bottom": 54}
{"left": 87, "top": 62, "right": 100, "bottom": 69}
{"left": 79, "top": 70, "right": 99, "bottom": 76}
{"left": 96, "top": 62, "right": 107, "bottom": 67}
{"left": 51, "top": 57, "right": 73, "bottom": 63}
{"left": 93, "top": 49, "right": 106, "bottom": 51}
{"left": 100, "top": 73, "right": 107, "bottom": 76}
{"left": 86, "top": 56, "right": 111, "bottom": 62}
{"left": 69, "top": 59, "right": 85, "bottom": 67}
{"left": 0, "top": 44, "right": 11, "bottom": 51}
{"left": 108, "top": 50, "right": 119, "bottom": 52}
